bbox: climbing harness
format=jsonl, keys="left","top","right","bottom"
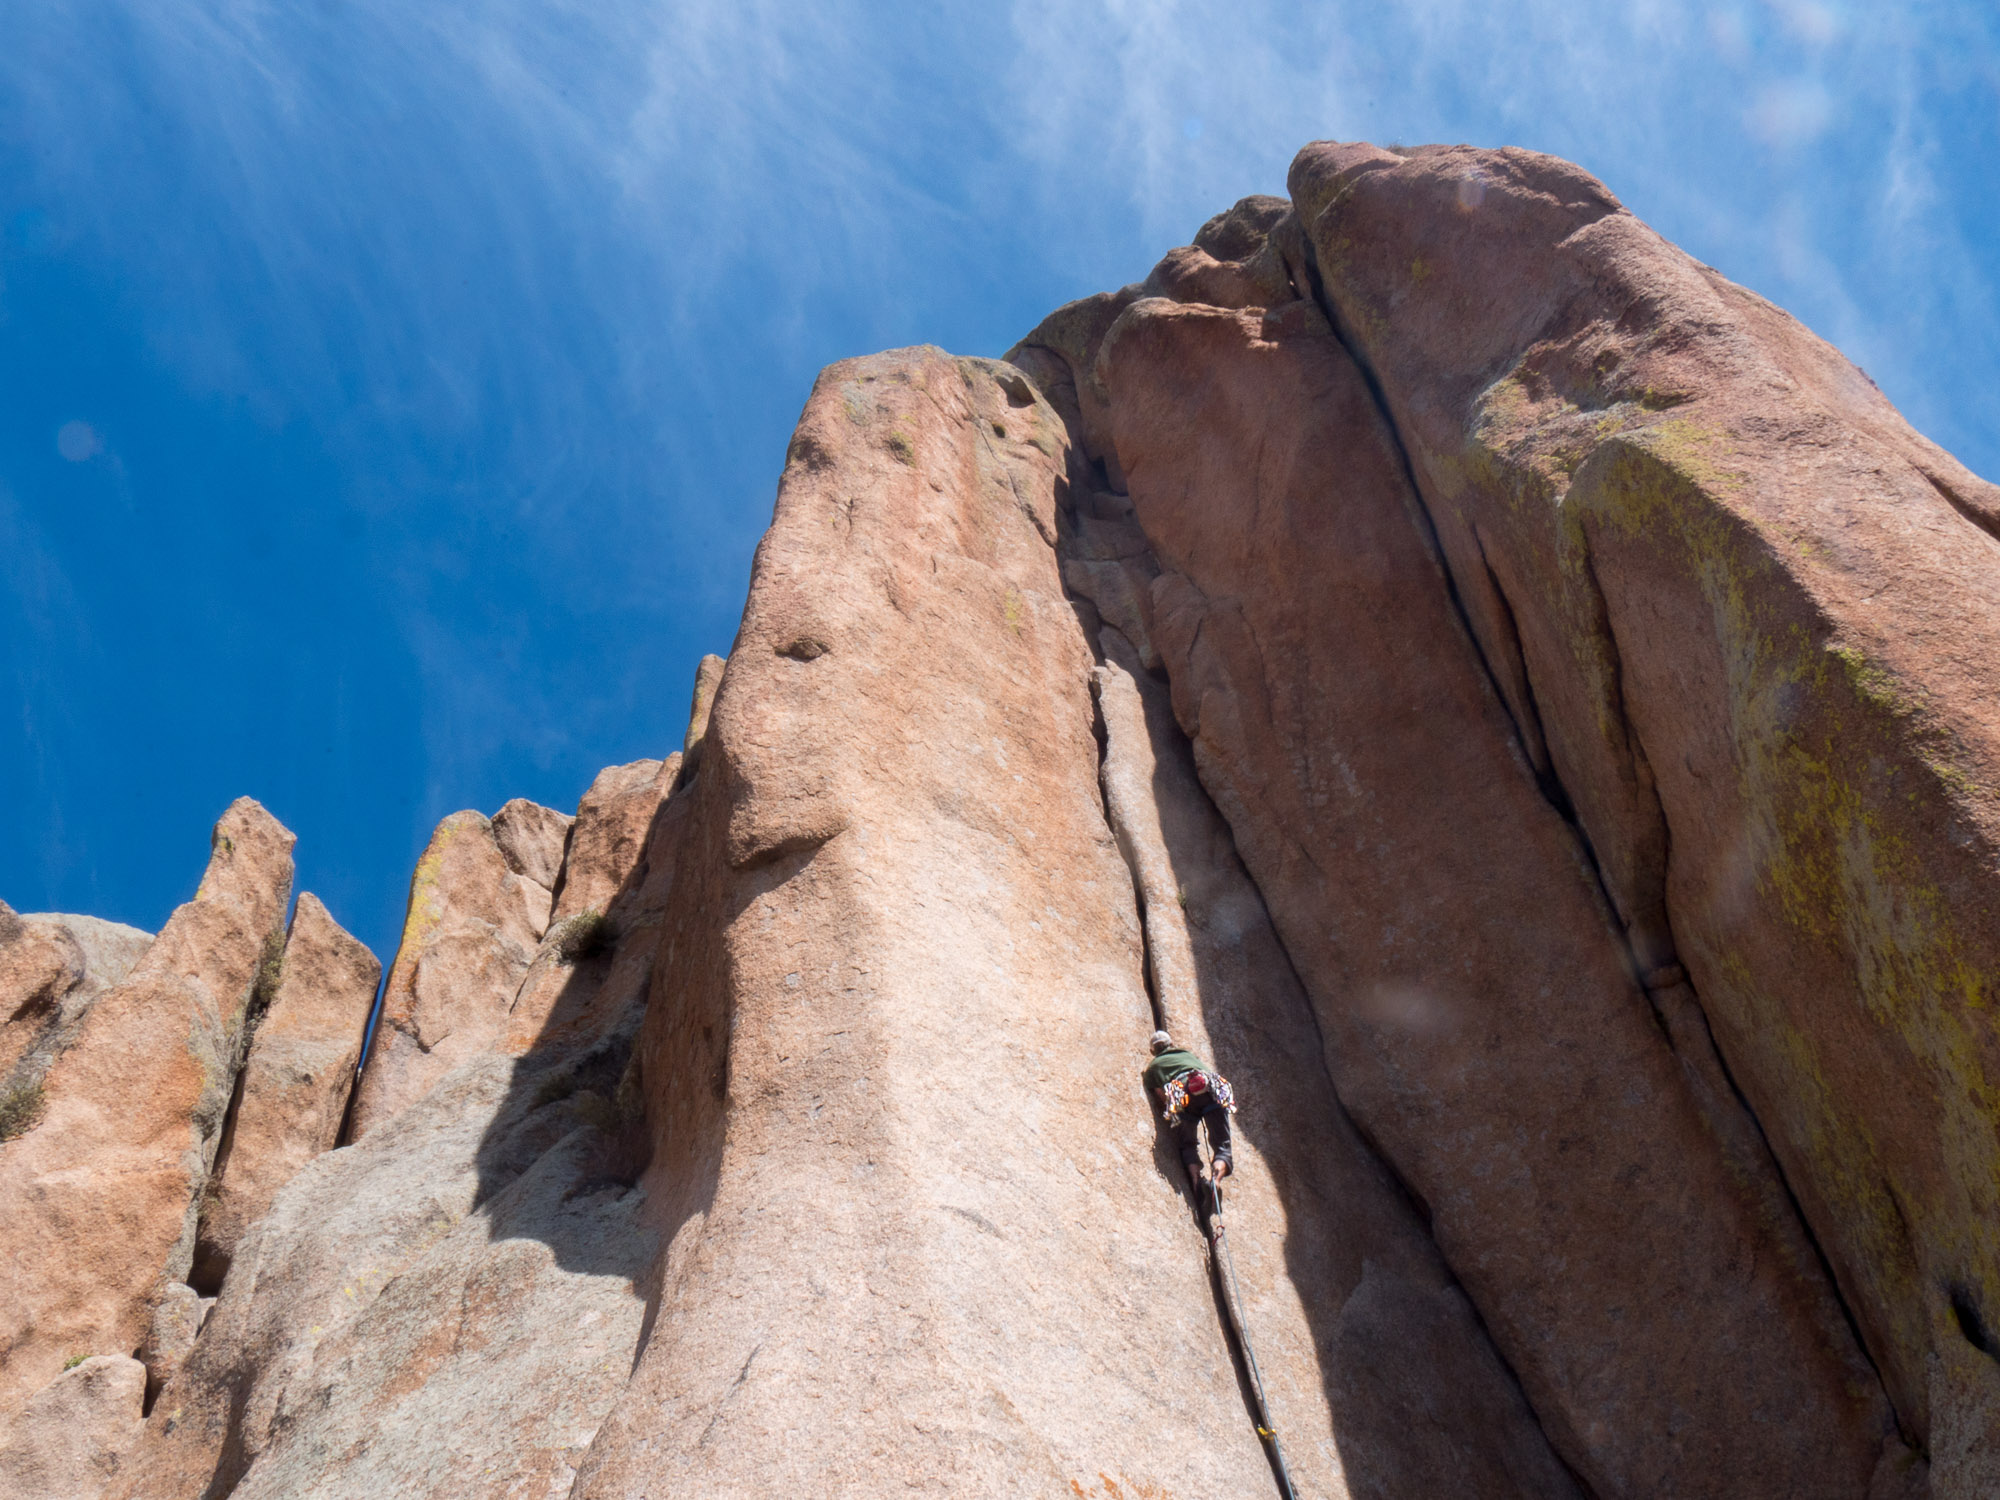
{"left": 1206, "top": 1166, "right": 1299, "bottom": 1500}
{"left": 1160, "top": 1068, "right": 1236, "bottom": 1124}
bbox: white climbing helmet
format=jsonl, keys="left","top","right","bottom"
{"left": 1150, "top": 1030, "right": 1173, "bottom": 1053}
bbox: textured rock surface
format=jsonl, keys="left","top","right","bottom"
{"left": 550, "top": 759, "right": 670, "bottom": 924}
{"left": 1282, "top": 142, "right": 2000, "bottom": 1456}
{"left": 111, "top": 1059, "right": 656, "bottom": 1500}
{"left": 2, "top": 906, "right": 153, "bottom": 1131}
{"left": 1062, "top": 288, "right": 1895, "bottom": 1496}
{"left": 137, "top": 1283, "right": 209, "bottom": 1405}
{"left": 192, "top": 892, "right": 382, "bottom": 1289}
{"left": 491, "top": 798, "right": 574, "bottom": 891}
{"left": 681, "top": 651, "right": 726, "bottom": 763}
{"left": 11, "top": 137, "right": 2000, "bottom": 1500}
{"left": 509, "top": 755, "right": 679, "bottom": 1062}
{"left": 0, "top": 1354, "right": 146, "bottom": 1500}
{"left": 110, "top": 735, "right": 681, "bottom": 1500}
{"left": 1091, "top": 630, "right": 1582, "bottom": 1499}
{"left": 348, "top": 810, "right": 553, "bottom": 1138}
{"left": 0, "top": 799, "right": 293, "bottom": 1427}
{"left": 572, "top": 347, "right": 1275, "bottom": 1497}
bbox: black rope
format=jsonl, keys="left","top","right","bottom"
{"left": 1208, "top": 1172, "right": 1300, "bottom": 1500}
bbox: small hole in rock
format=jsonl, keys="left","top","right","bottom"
{"left": 778, "top": 637, "right": 829, "bottom": 662}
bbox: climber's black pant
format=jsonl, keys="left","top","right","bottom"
{"left": 1173, "top": 1100, "right": 1232, "bottom": 1174}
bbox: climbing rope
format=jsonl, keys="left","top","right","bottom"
{"left": 1207, "top": 1171, "right": 1300, "bottom": 1500}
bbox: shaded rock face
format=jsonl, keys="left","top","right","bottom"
{"left": 10, "top": 138, "right": 2000, "bottom": 1500}
{"left": 1091, "top": 631, "right": 1582, "bottom": 1499}
{"left": 0, "top": 799, "right": 293, "bottom": 1426}
{"left": 136, "top": 1282, "right": 211, "bottom": 1405}
{"left": 550, "top": 758, "right": 669, "bottom": 924}
{"left": 115, "top": 1062, "right": 658, "bottom": 1500}
{"left": 1078, "top": 292, "right": 1890, "bottom": 1497}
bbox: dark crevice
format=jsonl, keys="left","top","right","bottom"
{"left": 1469, "top": 525, "right": 1566, "bottom": 812}
{"left": 1203, "top": 1219, "right": 1302, "bottom": 1500}
{"left": 1949, "top": 1284, "right": 1999, "bottom": 1361}
{"left": 186, "top": 1050, "right": 251, "bottom": 1297}
{"left": 1924, "top": 468, "right": 2000, "bottom": 547}
{"left": 336, "top": 965, "right": 392, "bottom": 1148}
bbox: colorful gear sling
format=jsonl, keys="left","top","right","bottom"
{"left": 1160, "top": 1069, "right": 1236, "bottom": 1125}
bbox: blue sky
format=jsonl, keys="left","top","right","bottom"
{"left": 3, "top": 1, "right": 1996, "bottom": 967}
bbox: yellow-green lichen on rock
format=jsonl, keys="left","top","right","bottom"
{"left": 1295, "top": 136, "right": 2000, "bottom": 1454}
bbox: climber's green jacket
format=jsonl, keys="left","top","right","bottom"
{"left": 1142, "top": 1046, "right": 1206, "bottom": 1097}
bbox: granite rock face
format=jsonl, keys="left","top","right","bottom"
{"left": 1284, "top": 143, "right": 2000, "bottom": 1464}
{"left": 1090, "top": 631, "right": 1583, "bottom": 1499}
{"left": 8, "top": 138, "right": 2000, "bottom": 1500}
{"left": 191, "top": 892, "right": 382, "bottom": 1290}
{"left": 0, "top": 799, "right": 293, "bottom": 1426}
{"left": 1074, "top": 290, "right": 1891, "bottom": 1497}
{"left": 572, "top": 347, "right": 1278, "bottom": 1497}
{"left": 0, "top": 1354, "right": 147, "bottom": 1500}
{"left": 347, "top": 807, "right": 556, "bottom": 1138}
{"left": 2, "top": 906, "right": 154, "bottom": 1126}
{"left": 492, "top": 797, "right": 575, "bottom": 890}
{"left": 106, "top": 728, "right": 690, "bottom": 1498}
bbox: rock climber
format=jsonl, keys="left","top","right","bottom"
{"left": 1143, "top": 1030, "right": 1235, "bottom": 1192}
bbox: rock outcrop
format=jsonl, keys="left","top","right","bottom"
{"left": 1287, "top": 143, "right": 2000, "bottom": 1465}
{"left": 190, "top": 892, "right": 382, "bottom": 1290}
{"left": 492, "top": 797, "right": 574, "bottom": 891}
{"left": 2, "top": 905, "right": 154, "bottom": 1134}
{"left": 1058, "top": 286, "right": 1892, "bottom": 1496}
{"left": 8, "top": 137, "right": 1999, "bottom": 1500}
{"left": 571, "top": 347, "right": 1280, "bottom": 1497}
{"left": 347, "top": 806, "right": 558, "bottom": 1137}
{"left": 0, "top": 1354, "right": 147, "bottom": 1500}
{"left": 0, "top": 799, "right": 293, "bottom": 1427}
{"left": 106, "top": 734, "right": 691, "bottom": 1498}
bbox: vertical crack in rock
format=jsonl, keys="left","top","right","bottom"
{"left": 1081, "top": 621, "right": 1588, "bottom": 1499}
{"left": 1565, "top": 536, "right": 1911, "bottom": 1443}
{"left": 1014, "top": 192, "right": 1907, "bottom": 1492}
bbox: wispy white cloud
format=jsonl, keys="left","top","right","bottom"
{"left": 2, "top": 0, "right": 1994, "bottom": 946}
{"left": 994, "top": 0, "right": 2000, "bottom": 473}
